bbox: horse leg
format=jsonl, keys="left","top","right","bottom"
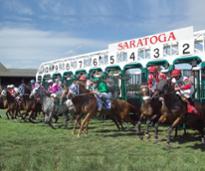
{"left": 63, "top": 112, "right": 69, "bottom": 129}
{"left": 154, "top": 122, "right": 159, "bottom": 143}
{"left": 136, "top": 115, "right": 143, "bottom": 140}
{"left": 145, "top": 119, "right": 151, "bottom": 139}
{"left": 81, "top": 113, "right": 95, "bottom": 135}
{"left": 174, "top": 127, "right": 178, "bottom": 137}
{"left": 5, "top": 110, "right": 10, "bottom": 119}
{"left": 167, "top": 117, "right": 182, "bottom": 145}
{"left": 45, "top": 112, "right": 55, "bottom": 129}
{"left": 200, "top": 129, "right": 205, "bottom": 144}
{"left": 118, "top": 119, "right": 125, "bottom": 130}
{"left": 111, "top": 117, "right": 121, "bottom": 130}
{"left": 28, "top": 110, "right": 37, "bottom": 123}
{"left": 78, "top": 113, "right": 92, "bottom": 137}
{"left": 72, "top": 115, "right": 81, "bottom": 135}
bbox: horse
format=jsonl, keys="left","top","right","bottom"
{"left": 155, "top": 79, "right": 205, "bottom": 145}
{"left": 65, "top": 81, "right": 139, "bottom": 136}
{"left": 16, "top": 85, "right": 42, "bottom": 122}
{"left": 136, "top": 85, "right": 162, "bottom": 141}
{"left": 0, "top": 86, "right": 8, "bottom": 118}
{"left": 1, "top": 88, "right": 19, "bottom": 119}
{"left": 29, "top": 85, "right": 69, "bottom": 128}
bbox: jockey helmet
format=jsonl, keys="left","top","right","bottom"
{"left": 171, "top": 69, "right": 181, "bottom": 77}
{"left": 14, "top": 87, "right": 19, "bottom": 93}
{"left": 183, "top": 76, "right": 189, "bottom": 83}
{"left": 30, "top": 79, "right": 35, "bottom": 84}
{"left": 48, "top": 79, "right": 53, "bottom": 83}
{"left": 79, "top": 75, "right": 87, "bottom": 81}
{"left": 148, "top": 66, "right": 157, "bottom": 73}
{"left": 7, "top": 85, "right": 12, "bottom": 88}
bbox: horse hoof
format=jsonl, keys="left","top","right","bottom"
{"left": 201, "top": 137, "right": 205, "bottom": 144}
{"left": 145, "top": 133, "right": 151, "bottom": 139}
{"left": 138, "top": 135, "right": 143, "bottom": 140}
{"left": 154, "top": 139, "right": 158, "bottom": 144}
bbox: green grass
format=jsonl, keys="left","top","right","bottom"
{"left": 0, "top": 109, "right": 205, "bottom": 171}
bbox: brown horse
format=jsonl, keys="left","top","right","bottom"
{"left": 0, "top": 86, "right": 8, "bottom": 118}
{"left": 19, "top": 94, "right": 42, "bottom": 122}
{"left": 1, "top": 88, "right": 19, "bottom": 119}
{"left": 136, "top": 85, "right": 162, "bottom": 140}
{"left": 66, "top": 96, "right": 139, "bottom": 136}
{"left": 66, "top": 83, "right": 139, "bottom": 136}
{"left": 156, "top": 80, "right": 205, "bottom": 145}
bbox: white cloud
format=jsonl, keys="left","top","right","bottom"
{"left": 0, "top": 27, "right": 108, "bottom": 68}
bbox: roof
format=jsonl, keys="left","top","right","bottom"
{"left": 0, "top": 63, "right": 37, "bottom": 77}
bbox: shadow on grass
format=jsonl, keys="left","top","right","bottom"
{"left": 102, "top": 132, "right": 137, "bottom": 137}
{"left": 187, "top": 143, "right": 205, "bottom": 151}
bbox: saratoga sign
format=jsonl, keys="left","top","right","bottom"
{"left": 117, "top": 32, "right": 176, "bottom": 50}
{"left": 109, "top": 26, "right": 194, "bottom": 51}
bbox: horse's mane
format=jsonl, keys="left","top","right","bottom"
{"left": 162, "top": 79, "right": 187, "bottom": 110}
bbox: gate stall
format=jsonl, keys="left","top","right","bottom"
{"left": 75, "top": 69, "right": 87, "bottom": 80}
{"left": 63, "top": 71, "right": 74, "bottom": 86}
{"left": 173, "top": 56, "right": 202, "bottom": 101}
{"left": 42, "top": 74, "right": 52, "bottom": 89}
{"left": 105, "top": 66, "right": 122, "bottom": 98}
{"left": 200, "top": 62, "right": 205, "bottom": 102}
{"left": 122, "top": 63, "right": 144, "bottom": 108}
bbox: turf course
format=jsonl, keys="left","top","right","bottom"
{"left": 0, "top": 109, "right": 205, "bottom": 171}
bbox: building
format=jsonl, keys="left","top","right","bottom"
{"left": 0, "top": 63, "right": 37, "bottom": 86}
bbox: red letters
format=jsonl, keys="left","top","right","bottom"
{"left": 117, "top": 31, "right": 177, "bottom": 50}
{"left": 168, "top": 32, "right": 176, "bottom": 41}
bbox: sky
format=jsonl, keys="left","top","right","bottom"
{"left": 0, "top": 0, "right": 205, "bottom": 69}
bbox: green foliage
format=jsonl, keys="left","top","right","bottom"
{"left": 0, "top": 110, "right": 205, "bottom": 171}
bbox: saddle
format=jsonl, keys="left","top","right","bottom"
{"left": 177, "top": 93, "right": 199, "bottom": 115}
{"left": 95, "top": 94, "right": 111, "bottom": 111}
{"left": 102, "top": 97, "right": 111, "bottom": 110}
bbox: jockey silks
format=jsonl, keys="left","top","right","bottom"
{"left": 148, "top": 73, "right": 159, "bottom": 92}
{"left": 171, "top": 76, "right": 194, "bottom": 99}
{"left": 69, "top": 83, "right": 79, "bottom": 96}
{"left": 97, "top": 81, "right": 109, "bottom": 93}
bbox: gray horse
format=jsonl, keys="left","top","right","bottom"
{"left": 30, "top": 85, "right": 69, "bottom": 128}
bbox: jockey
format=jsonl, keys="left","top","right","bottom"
{"left": 18, "top": 80, "right": 25, "bottom": 97}
{"left": 49, "top": 80, "right": 61, "bottom": 98}
{"left": 147, "top": 66, "right": 159, "bottom": 93}
{"left": 95, "top": 75, "right": 112, "bottom": 111}
{"left": 30, "top": 79, "right": 35, "bottom": 89}
{"left": 68, "top": 80, "right": 79, "bottom": 97}
{"left": 48, "top": 79, "right": 54, "bottom": 94}
{"left": 7, "top": 84, "right": 18, "bottom": 97}
{"left": 86, "top": 79, "right": 96, "bottom": 91}
{"left": 158, "top": 72, "right": 167, "bottom": 81}
{"left": 171, "top": 69, "right": 197, "bottom": 113}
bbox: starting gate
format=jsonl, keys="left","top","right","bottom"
{"left": 35, "top": 26, "right": 205, "bottom": 104}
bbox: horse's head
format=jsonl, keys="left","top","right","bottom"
{"left": 140, "top": 85, "right": 151, "bottom": 102}
{"left": 151, "top": 79, "right": 171, "bottom": 99}
{"left": 1, "top": 89, "right": 7, "bottom": 97}
{"left": 29, "top": 85, "right": 43, "bottom": 99}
